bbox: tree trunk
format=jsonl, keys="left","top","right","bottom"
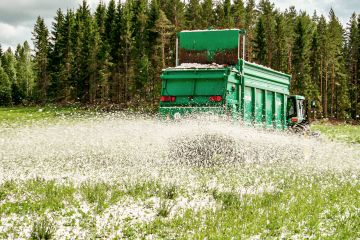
{"left": 324, "top": 62, "right": 328, "bottom": 118}
{"left": 331, "top": 64, "right": 335, "bottom": 118}
{"left": 320, "top": 59, "right": 323, "bottom": 117}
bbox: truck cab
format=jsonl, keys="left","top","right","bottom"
{"left": 287, "top": 95, "right": 308, "bottom": 128}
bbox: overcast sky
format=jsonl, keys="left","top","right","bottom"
{"left": 0, "top": 0, "right": 358, "bottom": 50}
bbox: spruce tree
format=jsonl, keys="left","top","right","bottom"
{"left": 223, "top": 0, "right": 234, "bottom": 28}
{"left": 273, "top": 13, "right": 288, "bottom": 72}
{"left": 317, "top": 15, "right": 329, "bottom": 117}
{"left": 309, "top": 15, "right": 321, "bottom": 115}
{"left": 120, "top": 0, "right": 135, "bottom": 103}
{"left": 200, "top": 0, "right": 215, "bottom": 29}
{"left": 32, "top": 16, "right": 50, "bottom": 103}
{"left": 358, "top": 14, "right": 360, "bottom": 119}
{"left": 59, "top": 10, "right": 76, "bottom": 102}
{"left": 284, "top": 6, "right": 297, "bottom": 74}
{"left": 152, "top": 10, "right": 173, "bottom": 102}
{"left": 73, "top": 0, "right": 92, "bottom": 102}
{"left": 254, "top": 18, "right": 267, "bottom": 65}
{"left": 244, "top": 0, "right": 256, "bottom": 61}
{"left": 291, "top": 13, "right": 313, "bottom": 98}
{"left": 0, "top": 63, "right": 12, "bottom": 106}
{"left": 327, "top": 9, "right": 349, "bottom": 118}
{"left": 1, "top": 48, "right": 18, "bottom": 104}
{"left": 214, "top": 1, "right": 224, "bottom": 28}
{"left": 185, "top": 0, "right": 202, "bottom": 29}
{"left": 232, "top": 0, "right": 245, "bottom": 29}
{"left": 15, "top": 42, "right": 35, "bottom": 101}
{"left": 95, "top": 1, "right": 111, "bottom": 102}
{"left": 258, "top": 0, "right": 276, "bottom": 67}
{"left": 133, "top": 0, "right": 149, "bottom": 100}
{"left": 49, "top": 9, "right": 65, "bottom": 101}
{"left": 346, "top": 13, "right": 358, "bottom": 118}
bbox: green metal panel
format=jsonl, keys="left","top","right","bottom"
{"left": 266, "top": 91, "right": 274, "bottom": 127}
{"left": 275, "top": 93, "right": 284, "bottom": 129}
{"left": 239, "top": 59, "right": 290, "bottom": 95}
{"left": 255, "top": 89, "right": 265, "bottom": 125}
{"left": 243, "top": 86, "right": 253, "bottom": 123}
{"left": 179, "top": 29, "right": 243, "bottom": 51}
{"left": 160, "top": 68, "right": 227, "bottom": 108}
{"left": 179, "top": 29, "right": 245, "bottom": 64}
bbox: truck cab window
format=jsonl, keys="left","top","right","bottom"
{"left": 287, "top": 98, "right": 296, "bottom": 117}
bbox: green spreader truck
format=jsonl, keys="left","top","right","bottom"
{"left": 159, "top": 29, "right": 308, "bottom": 130}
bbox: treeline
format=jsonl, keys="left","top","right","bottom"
{"left": 0, "top": 0, "right": 359, "bottom": 119}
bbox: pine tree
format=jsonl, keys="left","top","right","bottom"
{"left": 133, "top": 0, "right": 149, "bottom": 101}
{"left": 223, "top": 0, "right": 234, "bottom": 28}
{"left": 317, "top": 15, "right": 329, "bottom": 117}
{"left": 162, "top": 0, "right": 185, "bottom": 32}
{"left": 273, "top": 13, "right": 288, "bottom": 72}
{"left": 258, "top": 0, "right": 276, "bottom": 67}
{"left": 254, "top": 18, "right": 267, "bottom": 65}
{"left": 357, "top": 14, "right": 360, "bottom": 119}
{"left": 291, "top": 13, "right": 313, "bottom": 98}
{"left": 48, "top": 9, "right": 65, "bottom": 101}
{"left": 185, "top": 0, "right": 202, "bottom": 29}
{"left": 120, "top": 0, "right": 135, "bottom": 103}
{"left": 346, "top": 13, "right": 358, "bottom": 118}
{"left": 244, "top": 0, "right": 256, "bottom": 61}
{"left": 15, "top": 42, "right": 35, "bottom": 101}
{"left": 73, "top": 0, "right": 92, "bottom": 102}
{"left": 59, "top": 10, "right": 76, "bottom": 102}
{"left": 152, "top": 10, "right": 173, "bottom": 102}
{"left": 309, "top": 14, "right": 321, "bottom": 115}
{"left": 32, "top": 16, "right": 50, "bottom": 102}
{"left": 214, "top": 1, "right": 224, "bottom": 28}
{"left": 284, "top": 6, "right": 297, "bottom": 74}
{"left": 327, "top": 9, "right": 349, "bottom": 118}
{"left": 232, "top": 0, "right": 245, "bottom": 29}
{"left": 1, "top": 48, "right": 18, "bottom": 104}
{"left": 0, "top": 63, "right": 12, "bottom": 106}
{"left": 95, "top": 1, "right": 111, "bottom": 102}
{"left": 147, "top": 0, "right": 161, "bottom": 103}
{"left": 200, "top": 0, "right": 215, "bottom": 28}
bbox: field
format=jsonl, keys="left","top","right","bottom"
{"left": 0, "top": 107, "right": 359, "bottom": 239}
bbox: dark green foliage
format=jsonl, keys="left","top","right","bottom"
{"left": 30, "top": 217, "right": 55, "bottom": 240}
{"left": 201, "top": 0, "right": 215, "bottom": 28}
{"left": 33, "top": 16, "right": 50, "bottom": 103}
{"left": 254, "top": 18, "right": 267, "bottom": 65}
{"left": 185, "top": 0, "right": 202, "bottom": 29}
{"left": 291, "top": 13, "right": 313, "bottom": 96}
{"left": 0, "top": 65, "right": 12, "bottom": 106}
{"left": 232, "top": 0, "right": 245, "bottom": 28}
{"left": 1, "top": 1, "right": 358, "bottom": 120}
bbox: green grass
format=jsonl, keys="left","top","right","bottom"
{"left": 0, "top": 106, "right": 91, "bottom": 125}
{"left": 30, "top": 217, "right": 56, "bottom": 240}
{"left": 143, "top": 174, "right": 360, "bottom": 239}
{"left": 0, "top": 174, "right": 359, "bottom": 238}
{"left": 0, "top": 179, "right": 76, "bottom": 215}
{"left": 312, "top": 124, "right": 360, "bottom": 144}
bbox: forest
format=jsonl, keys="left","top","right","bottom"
{"left": 0, "top": 0, "right": 359, "bottom": 119}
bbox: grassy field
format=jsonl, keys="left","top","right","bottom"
{"left": 0, "top": 107, "right": 359, "bottom": 239}
{"left": 0, "top": 106, "right": 92, "bottom": 125}
{"left": 312, "top": 124, "right": 360, "bottom": 144}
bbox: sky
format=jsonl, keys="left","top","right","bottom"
{"left": 0, "top": 0, "right": 358, "bottom": 51}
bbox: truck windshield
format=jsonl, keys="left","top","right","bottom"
{"left": 287, "top": 98, "right": 296, "bottom": 117}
